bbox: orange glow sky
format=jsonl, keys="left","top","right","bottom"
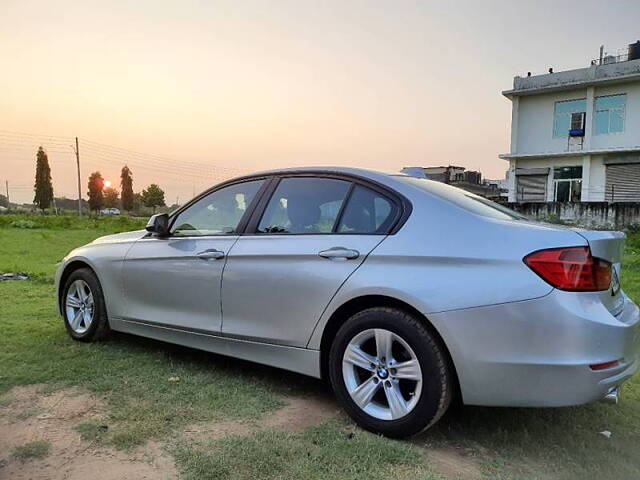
{"left": 2, "top": 0, "right": 639, "bottom": 204}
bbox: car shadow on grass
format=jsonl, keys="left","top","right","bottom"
{"left": 110, "top": 330, "right": 332, "bottom": 399}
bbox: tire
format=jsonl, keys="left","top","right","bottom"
{"left": 329, "top": 307, "right": 452, "bottom": 438}
{"left": 61, "top": 268, "right": 111, "bottom": 342}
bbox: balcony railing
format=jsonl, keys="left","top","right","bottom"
{"left": 591, "top": 45, "right": 634, "bottom": 66}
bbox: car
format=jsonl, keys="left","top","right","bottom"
{"left": 99, "top": 207, "right": 120, "bottom": 215}
{"left": 55, "top": 167, "right": 640, "bottom": 438}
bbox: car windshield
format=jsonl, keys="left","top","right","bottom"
{"left": 395, "top": 176, "right": 527, "bottom": 221}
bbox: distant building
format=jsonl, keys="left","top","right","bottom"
{"left": 501, "top": 41, "right": 640, "bottom": 203}
{"left": 402, "top": 165, "right": 466, "bottom": 183}
{"left": 401, "top": 166, "right": 506, "bottom": 200}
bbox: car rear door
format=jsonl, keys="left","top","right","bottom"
{"left": 121, "top": 178, "right": 266, "bottom": 333}
{"left": 221, "top": 174, "right": 403, "bottom": 347}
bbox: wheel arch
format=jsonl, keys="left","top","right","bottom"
{"left": 318, "top": 294, "right": 461, "bottom": 400}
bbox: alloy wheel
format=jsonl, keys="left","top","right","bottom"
{"left": 65, "top": 279, "right": 95, "bottom": 334}
{"left": 342, "top": 328, "right": 423, "bottom": 420}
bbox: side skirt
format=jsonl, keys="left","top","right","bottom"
{"left": 109, "top": 317, "right": 321, "bottom": 378}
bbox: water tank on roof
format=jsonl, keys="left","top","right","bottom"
{"left": 629, "top": 41, "right": 640, "bottom": 61}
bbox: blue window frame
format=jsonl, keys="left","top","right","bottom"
{"left": 594, "top": 94, "right": 626, "bottom": 135}
{"left": 553, "top": 99, "right": 586, "bottom": 138}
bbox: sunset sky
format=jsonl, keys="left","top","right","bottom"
{"left": 2, "top": 0, "right": 639, "bottom": 204}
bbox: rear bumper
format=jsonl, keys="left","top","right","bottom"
{"left": 429, "top": 290, "right": 640, "bottom": 407}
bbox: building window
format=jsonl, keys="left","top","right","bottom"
{"left": 553, "top": 99, "right": 586, "bottom": 137}
{"left": 553, "top": 166, "right": 582, "bottom": 202}
{"left": 594, "top": 94, "right": 626, "bottom": 135}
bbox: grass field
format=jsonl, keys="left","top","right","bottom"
{"left": 1, "top": 215, "right": 639, "bottom": 479}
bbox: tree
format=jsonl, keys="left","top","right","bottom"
{"left": 0, "top": 193, "right": 8, "bottom": 208}
{"left": 132, "top": 192, "right": 143, "bottom": 213}
{"left": 33, "top": 146, "right": 54, "bottom": 212}
{"left": 87, "top": 172, "right": 105, "bottom": 213}
{"left": 120, "top": 165, "right": 134, "bottom": 212}
{"left": 141, "top": 184, "right": 165, "bottom": 213}
{"left": 103, "top": 187, "right": 120, "bottom": 209}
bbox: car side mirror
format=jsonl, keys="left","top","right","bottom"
{"left": 145, "top": 213, "right": 170, "bottom": 237}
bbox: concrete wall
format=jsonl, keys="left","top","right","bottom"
{"left": 516, "top": 89, "right": 585, "bottom": 155}
{"left": 591, "top": 82, "right": 640, "bottom": 151}
{"left": 514, "top": 81, "right": 640, "bottom": 156}
{"left": 511, "top": 59, "right": 640, "bottom": 92}
{"left": 510, "top": 202, "right": 640, "bottom": 229}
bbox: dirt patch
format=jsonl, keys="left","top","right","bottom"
{"left": 0, "top": 386, "right": 339, "bottom": 479}
{"left": 183, "top": 393, "right": 340, "bottom": 442}
{"left": 0, "top": 384, "right": 177, "bottom": 480}
{"left": 426, "top": 447, "right": 483, "bottom": 480}
{"left": 1, "top": 385, "right": 476, "bottom": 479}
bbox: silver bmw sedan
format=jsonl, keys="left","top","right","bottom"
{"left": 55, "top": 167, "right": 640, "bottom": 438}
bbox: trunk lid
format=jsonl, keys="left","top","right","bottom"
{"left": 571, "top": 228, "right": 626, "bottom": 316}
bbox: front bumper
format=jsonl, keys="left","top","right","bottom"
{"left": 429, "top": 290, "right": 640, "bottom": 407}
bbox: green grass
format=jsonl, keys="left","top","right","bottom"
{"left": 173, "top": 423, "right": 442, "bottom": 480}
{"left": 0, "top": 282, "right": 283, "bottom": 449}
{"left": 0, "top": 218, "right": 283, "bottom": 449}
{"left": 1, "top": 215, "right": 639, "bottom": 478}
{"left": 11, "top": 439, "right": 51, "bottom": 461}
{"left": 75, "top": 421, "right": 110, "bottom": 443}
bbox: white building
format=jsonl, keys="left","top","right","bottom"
{"left": 501, "top": 42, "right": 640, "bottom": 203}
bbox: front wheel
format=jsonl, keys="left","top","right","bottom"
{"left": 329, "top": 307, "right": 452, "bottom": 438}
{"left": 62, "top": 268, "right": 110, "bottom": 342}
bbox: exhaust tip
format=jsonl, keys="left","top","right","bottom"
{"left": 601, "top": 387, "right": 619, "bottom": 405}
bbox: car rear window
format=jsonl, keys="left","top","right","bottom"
{"left": 396, "top": 176, "right": 526, "bottom": 221}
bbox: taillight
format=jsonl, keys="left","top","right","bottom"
{"left": 523, "top": 247, "right": 612, "bottom": 291}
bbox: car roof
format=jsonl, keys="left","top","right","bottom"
{"left": 233, "top": 166, "right": 412, "bottom": 187}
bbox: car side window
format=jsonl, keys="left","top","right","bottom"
{"left": 171, "top": 180, "right": 264, "bottom": 236}
{"left": 337, "top": 185, "right": 396, "bottom": 234}
{"left": 257, "top": 177, "right": 350, "bottom": 234}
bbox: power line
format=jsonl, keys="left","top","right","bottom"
{"left": 0, "top": 132, "right": 246, "bottom": 177}
{"left": 0, "top": 129, "right": 249, "bottom": 205}
{"left": 0, "top": 129, "right": 73, "bottom": 141}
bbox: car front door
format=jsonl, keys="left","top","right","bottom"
{"left": 121, "top": 179, "right": 266, "bottom": 333}
{"left": 221, "top": 175, "right": 401, "bottom": 347}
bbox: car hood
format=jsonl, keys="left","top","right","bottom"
{"left": 91, "top": 230, "right": 148, "bottom": 245}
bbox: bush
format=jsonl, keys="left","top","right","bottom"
{"left": 0, "top": 214, "right": 147, "bottom": 232}
{"left": 10, "top": 220, "right": 39, "bottom": 229}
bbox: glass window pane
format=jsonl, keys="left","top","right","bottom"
{"left": 556, "top": 181, "right": 570, "bottom": 202}
{"left": 554, "top": 99, "right": 586, "bottom": 137}
{"left": 610, "top": 110, "right": 624, "bottom": 133}
{"left": 553, "top": 166, "right": 582, "bottom": 180}
{"left": 553, "top": 114, "right": 571, "bottom": 137}
{"left": 172, "top": 180, "right": 264, "bottom": 236}
{"left": 570, "top": 180, "right": 582, "bottom": 202}
{"left": 595, "top": 110, "right": 610, "bottom": 134}
{"left": 555, "top": 99, "right": 586, "bottom": 114}
{"left": 396, "top": 176, "right": 526, "bottom": 220}
{"left": 595, "top": 94, "right": 626, "bottom": 110}
{"left": 337, "top": 185, "right": 395, "bottom": 234}
{"left": 258, "top": 177, "right": 350, "bottom": 234}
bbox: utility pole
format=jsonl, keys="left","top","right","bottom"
{"left": 5, "top": 180, "right": 8, "bottom": 206}
{"left": 74, "top": 137, "right": 82, "bottom": 216}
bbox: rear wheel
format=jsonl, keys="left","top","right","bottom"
{"left": 329, "top": 307, "right": 452, "bottom": 438}
{"left": 62, "top": 268, "right": 110, "bottom": 342}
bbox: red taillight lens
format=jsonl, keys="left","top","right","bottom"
{"left": 589, "top": 360, "right": 620, "bottom": 371}
{"left": 523, "top": 247, "right": 612, "bottom": 291}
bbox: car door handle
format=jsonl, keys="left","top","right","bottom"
{"left": 318, "top": 247, "right": 360, "bottom": 260}
{"left": 196, "top": 249, "right": 225, "bottom": 260}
